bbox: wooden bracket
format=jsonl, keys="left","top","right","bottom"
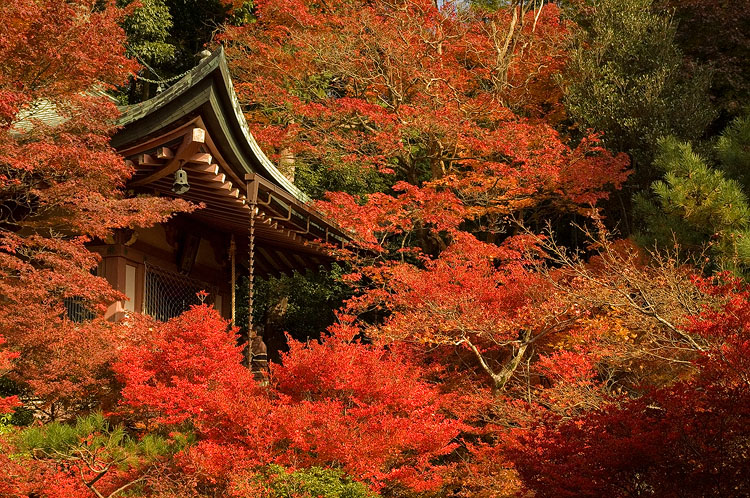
{"left": 131, "top": 127, "right": 205, "bottom": 187}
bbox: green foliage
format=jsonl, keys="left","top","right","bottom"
{"left": 563, "top": 0, "right": 713, "bottom": 173}
{"left": 465, "top": 0, "right": 510, "bottom": 11}
{"left": 0, "top": 377, "right": 33, "bottom": 427}
{"left": 243, "top": 465, "right": 378, "bottom": 498}
{"left": 120, "top": 0, "right": 175, "bottom": 67}
{"left": 5, "top": 407, "right": 33, "bottom": 427}
{"left": 18, "top": 412, "right": 179, "bottom": 466}
{"left": 249, "top": 264, "right": 352, "bottom": 342}
{"left": 0, "top": 413, "right": 13, "bottom": 435}
{"left": 227, "top": 1, "right": 256, "bottom": 26}
{"left": 118, "top": 0, "right": 255, "bottom": 104}
{"left": 164, "top": 0, "right": 240, "bottom": 73}
{"left": 295, "top": 161, "right": 391, "bottom": 200}
{"left": 666, "top": 0, "right": 750, "bottom": 123}
{"left": 716, "top": 113, "right": 750, "bottom": 188}
{"left": 635, "top": 131, "right": 750, "bottom": 275}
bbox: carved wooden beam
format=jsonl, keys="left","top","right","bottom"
{"left": 189, "top": 152, "right": 212, "bottom": 165}
{"left": 185, "top": 163, "right": 220, "bottom": 175}
{"left": 130, "top": 127, "right": 205, "bottom": 187}
{"left": 156, "top": 147, "right": 174, "bottom": 159}
{"left": 137, "top": 153, "right": 161, "bottom": 167}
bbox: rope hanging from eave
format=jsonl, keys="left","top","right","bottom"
{"left": 125, "top": 45, "right": 191, "bottom": 87}
{"left": 230, "top": 234, "right": 236, "bottom": 328}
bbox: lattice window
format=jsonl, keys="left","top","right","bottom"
{"left": 63, "top": 297, "right": 94, "bottom": 323}
{"left": 143, "top": 264, "right": 217, "bottom": 321}
{"left": 63, "top": 267, "right": 97, "bottom": 322}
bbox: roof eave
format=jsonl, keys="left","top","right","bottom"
{"left": 115, "top": 47, "right": 309, "bottom": 203}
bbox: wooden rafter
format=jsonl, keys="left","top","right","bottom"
{"left": 123, "top": 122, "right": 346, "bottom": 266}
{"left": 130, "top": 127, "right": 205, "bottom": 187}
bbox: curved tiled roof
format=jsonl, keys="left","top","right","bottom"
{"left": 114, "top": 47, "right": 309, "bottom": 202}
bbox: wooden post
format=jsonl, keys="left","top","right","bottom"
{"left": 229, "top": 234, "right": 236, "bottom": 327}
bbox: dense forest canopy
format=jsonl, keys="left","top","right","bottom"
{"left": 1, "top": 0, "right": 749, "bottom": 496}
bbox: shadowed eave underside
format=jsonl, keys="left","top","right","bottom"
{"left": 112, "top": 48, "right": 351, "bottom": 275}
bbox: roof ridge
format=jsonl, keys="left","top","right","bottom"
{"left": 117, "top": 47, "right": 310, "bottom": 203}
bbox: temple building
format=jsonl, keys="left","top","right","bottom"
{"left": 89, "top": 48, "right": 347, "bottom": 363}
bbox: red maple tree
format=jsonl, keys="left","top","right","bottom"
{"left": 223, "top": 0, "right": 627, "bottom": 204}
{"left": 0, "top": 0, "right": 193, "bottom": 416}
{"left": 3, "top": 2, "right": 742, "bottom": 497}
{"left": 114, "top": 305, "right": 460, "bottom": 494}
{"left": 509, "top": 274, "right": 750, "bottom": 497}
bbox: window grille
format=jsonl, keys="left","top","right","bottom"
{"left": 63, "top": 267, "right": 97, "bottom": 322}
{"left": 63, "top": 297, "right": 94, "bottom": 323}
{"left": 143, "top": 264, "right": 217, "bottom": 321}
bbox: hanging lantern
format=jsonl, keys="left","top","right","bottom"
{"left": 173, "top": 167, "right": 190, "bottom": 194}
